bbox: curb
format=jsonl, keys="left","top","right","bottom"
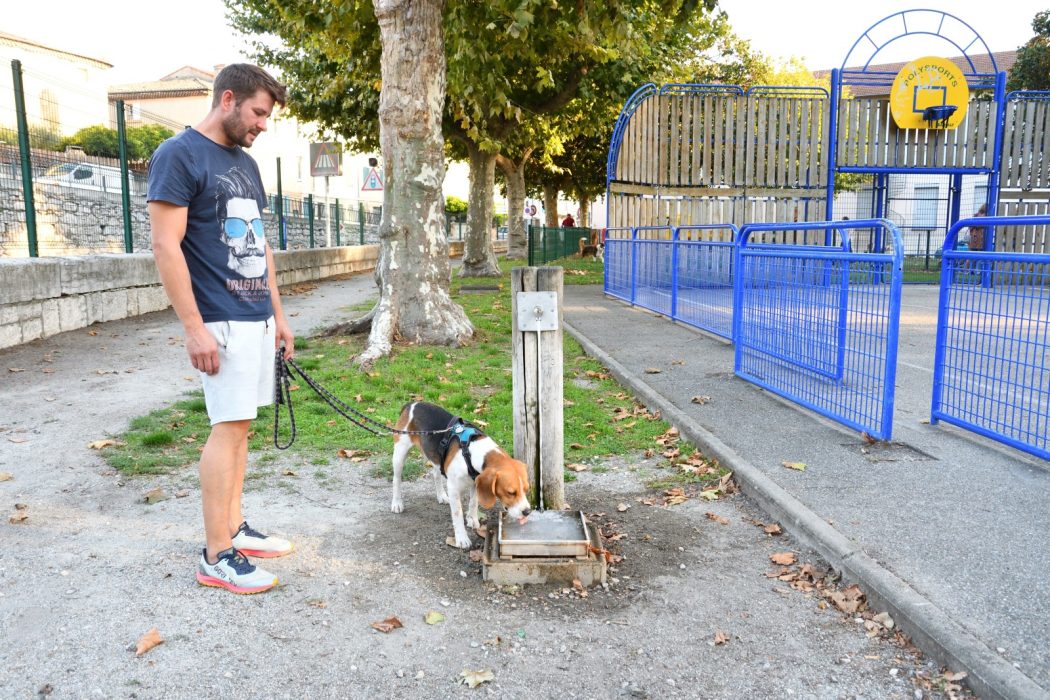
{"left": 565, "top": 319, "right": 1049, "bottom": 700}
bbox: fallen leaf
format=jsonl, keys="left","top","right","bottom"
{"left": 665, "top": 488, "right": 689, "bottom": 505}
{"left": 705, "top": 512, "right": 730, "bottom": 525}
{"left": 7, "top": 437, "right": 28, "bottom": 444}
{"left": 424, "top": 611, "right": 445, "bottom": 625}
{"left": 644, "top": 367, "right": 662, "bottom": 374}
{"left": 616, "top": 502, "right": 630, "bottom": 512}
{"left": 8, "top": 367, "right": 25, "bottom": 373}
{"left": 143, "top": 487, "right": 167, "bottom": 504}
{"left": 337, "top": 448, "right": 371, "bottom": 459}
{"left": 569, "top": 443, "right": 584, "bottom": 450}
{"left": 861, "top": 431, "right": 877, "bottom": 445}
{"left": 942, "top": 671, "right": 968, "bottom": 682}
{"left": 306, "top": 598, "right": 327, "bottom": 609}
{"left": 475, "top": 524, "right": 488, "bottom": 537}
{"left": 699, "top": 489, "right": 719, "bottom": 501}
{"left": 468, "top": 549, "right": 484, "bottom": 562}
{"left": 88, "top": 439, "right": 122, "bottom": 450}
{"left": 0, "top": 472, "right": 12, "bottom": 482}
{"left": 828, "top": 584, "right": 866, "bottom": 614}
{"left": 9, "top": 511, "right": 28, "bottom": 524}
{"left": 460, "top": 669, "right": 494, "bottom": 688}
{"left": 690, "top": 395, "right": 711, "bottom": 405}
{"left": 566, "top": 463, "right": 589, "bottom": 472}
{"left": 714, "top": 630, "right": 730, "bottom": 645}
{"left": 782, "top": 461, "right": 807, "bottom": 471}
{"left": 282, "top": 469, "right": 298, "bottom": 476}
{"left": 14, "top": 503, "right": 27, "bottom": 510}
{"left": 370, "top": 616, "right": 403, "bottom": 633}
{"left": 135, "top": 628, "right": 163, "bottom": 656}
{"left": 763, "top": 523, "right": 782, "bottom": 536}
{"left": 174, "top": 489, "right": 190, "bottom": 498}
{"left": 445, "top": 536, "right": 459, "bottom": 547}
{"left": 671, "top": 359, "right": 685, "bottom": 365}
{"left": 770, "top": 552, "right": 796, "bottom": 566}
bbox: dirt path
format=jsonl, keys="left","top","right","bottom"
{"left": 0, "top": 274, "right": 961, "bottom": 699}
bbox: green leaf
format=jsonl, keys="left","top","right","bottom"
{"left": 424, "top": 610, "right": 445, "bottom": 625}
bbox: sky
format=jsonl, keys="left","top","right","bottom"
{"left": 3, "top": 0, "right": 1048, "bottom": 84}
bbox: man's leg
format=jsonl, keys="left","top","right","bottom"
{"left": 200, "top": 419, "right": 251, "bottom": 562}
{"left": 228, "top": 432, "right": 249, "bottom": 537}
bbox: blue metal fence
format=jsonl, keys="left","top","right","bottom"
{"left": 602, "top": 224, "right": 739, "bottom": 340}
{"left": 734, "top": 220, "right": 904, "bottom": 440}
{"left": 931, "top": 216, "right": 1050, "bottom": 460}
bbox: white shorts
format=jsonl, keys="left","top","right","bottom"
{"left": 201, "top": 317, "right": 276, "bottom": 425}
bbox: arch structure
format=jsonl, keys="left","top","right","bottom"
{"left": 606, "top": 9, "right": 1050, "bottom": 254}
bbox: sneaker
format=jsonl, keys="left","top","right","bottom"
{"left": 231, "top": 520, "right": 294, "bottom": 558}
{"left": 196, "top": 547, "right": 278, "bottom": 595}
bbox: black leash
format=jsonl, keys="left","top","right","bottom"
{"left": 273, "top": 348, "right": 455, "bottom": 449}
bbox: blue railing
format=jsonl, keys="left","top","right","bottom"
{"left": 734, "top": 220, "right": 904, "bottom": 440}
{"left": 931, "top": 216, "right": 1050, "bottom": 461}
{"left": 602, "top": 225, "right": 739, "bottom": 340}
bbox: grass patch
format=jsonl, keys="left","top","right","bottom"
{"left": 105, "top": 258, "right": 674, "bottom": 480}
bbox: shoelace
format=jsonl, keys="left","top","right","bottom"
{"left": 237, "top": 522, "right": 267, "bottom": 540}
{"left": 222, "top": 550, "right": 255, "bottom": 575}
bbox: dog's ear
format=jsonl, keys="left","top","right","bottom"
{"left": 475, "top": 468, "right": 498, "bottom": 509}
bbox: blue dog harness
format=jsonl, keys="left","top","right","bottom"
{"left": 437, "top": 416, "right": 484, "bottom": 480}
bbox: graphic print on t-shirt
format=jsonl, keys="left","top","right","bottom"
{"left": 215, "top": 167, "right": 269, "bottom": 303}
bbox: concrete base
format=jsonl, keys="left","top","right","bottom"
{"left": 481, "top": 519, "right": 608, "bottom": 587}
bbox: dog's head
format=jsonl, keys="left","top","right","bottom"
{"left": 476, "top": 454, "right": 532, "bottom": 523}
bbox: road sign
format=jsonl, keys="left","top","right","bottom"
{"left": 310, "top": 142, "right": 342, "bottom": 177}
{"left": 362, "top": 167, "right": 384, "bottom": 191}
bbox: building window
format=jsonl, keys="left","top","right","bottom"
{"left": 914, "top": 185, "right": 940, "bottom": 231}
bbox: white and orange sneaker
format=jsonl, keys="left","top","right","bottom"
{"left": 231, "top": 520, "right": 294, "bottom": 558}
{"left": 196, "top": 548, "right": 277, "bottom": 595}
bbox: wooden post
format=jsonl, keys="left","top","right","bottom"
{"left": 511, "top": 266, "right": 565, "bottom": 510}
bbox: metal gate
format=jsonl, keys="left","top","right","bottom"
{"left": 734, "top": 219, "right": 904, "bottom": 440}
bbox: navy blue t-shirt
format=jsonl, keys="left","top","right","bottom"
{"left": 147, "top": 128, "right": 273, "bottom": 323}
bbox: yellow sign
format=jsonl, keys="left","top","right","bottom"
{"left": 889, "top": 56, "right": 969, "bottom": 130}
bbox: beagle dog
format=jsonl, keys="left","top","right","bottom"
{"left": 390, "top": 401, "right": 532, "bottom": 548}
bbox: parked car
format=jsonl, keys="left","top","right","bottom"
{"left": 38, "top": 162, "right": 146, "bottom": 195}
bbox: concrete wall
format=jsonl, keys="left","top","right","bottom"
{"left": 0, "top": 238, "right": 503, "bottom": 350}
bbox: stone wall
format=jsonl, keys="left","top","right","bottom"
{"left": 0, "top": 238, "right": 505, "bottom": 351}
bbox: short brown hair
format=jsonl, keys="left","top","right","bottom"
{"left": 212, "top": 64, "right": 287, "bottom": 108}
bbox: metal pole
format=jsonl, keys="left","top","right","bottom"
{"left": 323, "top": 176, "right": 331, "bottom": 246}
{"left": 275, "top": 157, "right": 286, "bottom": 250}
{"left": 307, "top": 194, "right": 314, "bottom": 248}
{"left": 12, "top": 59, "right": 38, "bottom": 257}
{"left": 824, "top": 69, "right": 840, "bottom": 225}
{"left": 116, "top": 100, "right": 134, "bottom": 253}
{"left": 358, "top": 202, "right": 365, "bottom": 245}
{"left": 335, "top": 198, "right": 341, "bottom": 246}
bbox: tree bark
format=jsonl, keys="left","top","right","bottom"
{"left": 361, "top": 0, "right": 472, "bottom": 366}
{"left": 578, "top": 197, "right": 590, "bottom": 228}
{"left": 543, "top": 184, "right": 559, "bottom": 228}
{"left": 460, "top": 142, "right": 500, "bottom": 277}
{"left": 497, "top": 150, "right": 533, "bottom": 260}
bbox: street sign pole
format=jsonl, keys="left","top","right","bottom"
{"left": 324, "top": 175, "right": 331, "bottom": 247}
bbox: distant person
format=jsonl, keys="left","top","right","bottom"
{"left": 148, "top": 64, "right": 294, "bottom": 595}
{"left": 967, "top": 203, "right": 987, "bottom": 252}
{"left": 562, "top": 213, "right": 575, "bottom": 228}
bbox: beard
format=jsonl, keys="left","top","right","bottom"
{"left": 221, "top": 112, "right": 258, "bottom": 148}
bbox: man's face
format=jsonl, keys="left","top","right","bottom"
{"left": 222, "top": 196, "right": 267, "bottom": 278}
{"left": 221, "top": 89, "right": 275, "bottom": 148}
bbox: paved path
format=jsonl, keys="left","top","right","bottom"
{"left": 563, "top": 284, "right": 1050, "bottom": 700}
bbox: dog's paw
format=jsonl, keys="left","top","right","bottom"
{"left": 454, "top": 533, "right": 473, "bottom": 549}
{"left": 466, "top": 515, "right": 480, "bottom": 529}
{"left": 436, "top": 492, "right": 450, "bottom": 505}
{"left": 390, "top": 499, "right": 404, "bottom": 514}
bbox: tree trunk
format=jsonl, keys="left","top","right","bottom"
{"left": 361, "top": 0, "right": 472, "bottom": 366}
{"left": 497, "top": 152, "right": 532, "bottom": 260}
{"left": 543, "top": 184, "right": 559, "bottom": 228}
{"left": 460, "top": 142, "right": 500, "bottom": 277}
{"left": 579, "top": 197, "right": 590, "bottom": 228}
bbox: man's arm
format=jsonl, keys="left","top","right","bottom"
{"left": 149, "top": 201, "right": 220, "bottom": 375}
{"left": 265, "top": 244, "right": 294, "bottom": 360}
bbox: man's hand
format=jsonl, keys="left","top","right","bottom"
{"left": 186, "top": 324, "right": 220, "bottom": 375}
{"left": 275, "top": 317, "right": 294, "bottom": 360}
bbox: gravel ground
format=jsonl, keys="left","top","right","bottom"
{"left": 0, "top": 276, "right": 968, "bottom": 699}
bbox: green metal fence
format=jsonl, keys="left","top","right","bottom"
{"left": 527, "top": 224, "right": 594, "bottom": 265}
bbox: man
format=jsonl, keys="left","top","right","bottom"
{"left": 148, "top": 64, "right": 294, "bottom": 595}
{"left": 561, "top": 213, "right": 575, "bottom": 228}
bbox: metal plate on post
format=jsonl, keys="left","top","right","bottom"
{"left": 516, "top": 291, "right": 558, "bottom": 331}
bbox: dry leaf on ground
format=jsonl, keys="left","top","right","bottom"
{"left": 828, "top": 583, "right": 866, "bottom": 614}
{"left": 7, "top": 437, "right": 28, "bottom": 444}
{"left": 143, "top": 488, "right": 167, "bottom": 504}
{"left": 468, "top": 549, "right": 484, "bottom": 563}
{"left": 135, "top": 628, "right": 164, "bottom": 656}
{"left": 460, "top": 669, "right": 495, "bottom": 688}
{"left": 644, "top": 367, "right": 662, "bottom": 374}
{"left": 782, "top": 461, "right": 807, "bottom": 471}
{"left": 764, "top": 523, "right": 782, "bottom": 535}
{"left": 705, "top": 512, "right": 730, "bottom": 525}
{"left": 691, "top": 395, "right": 711, "bottom": 405}
{"left": 424, "top": 611, "right": 445, "bottom": 625}
{"left": 370, "top": 616, "right": 403, "bottom": 633}
{"left": 770, "top": 551, "right": 797, "bottom": 566}
{"left": 714, "top": 630, "right": 730, "bottom": 645}
{"left": 0, "top": 472, "right": 12, "bottom": 482}
{"left": 566, "top": 463, "right": 589, "bottom": 472}
{"left": 9, "top": 511, "right": 28, "bottom": 524}
{"left": 87, "top": 439, "right": 122, "bottom": 450}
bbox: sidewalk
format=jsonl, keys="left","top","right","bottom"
{"left": 563, "top": 284, "right": 1050, "bottom": 700}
